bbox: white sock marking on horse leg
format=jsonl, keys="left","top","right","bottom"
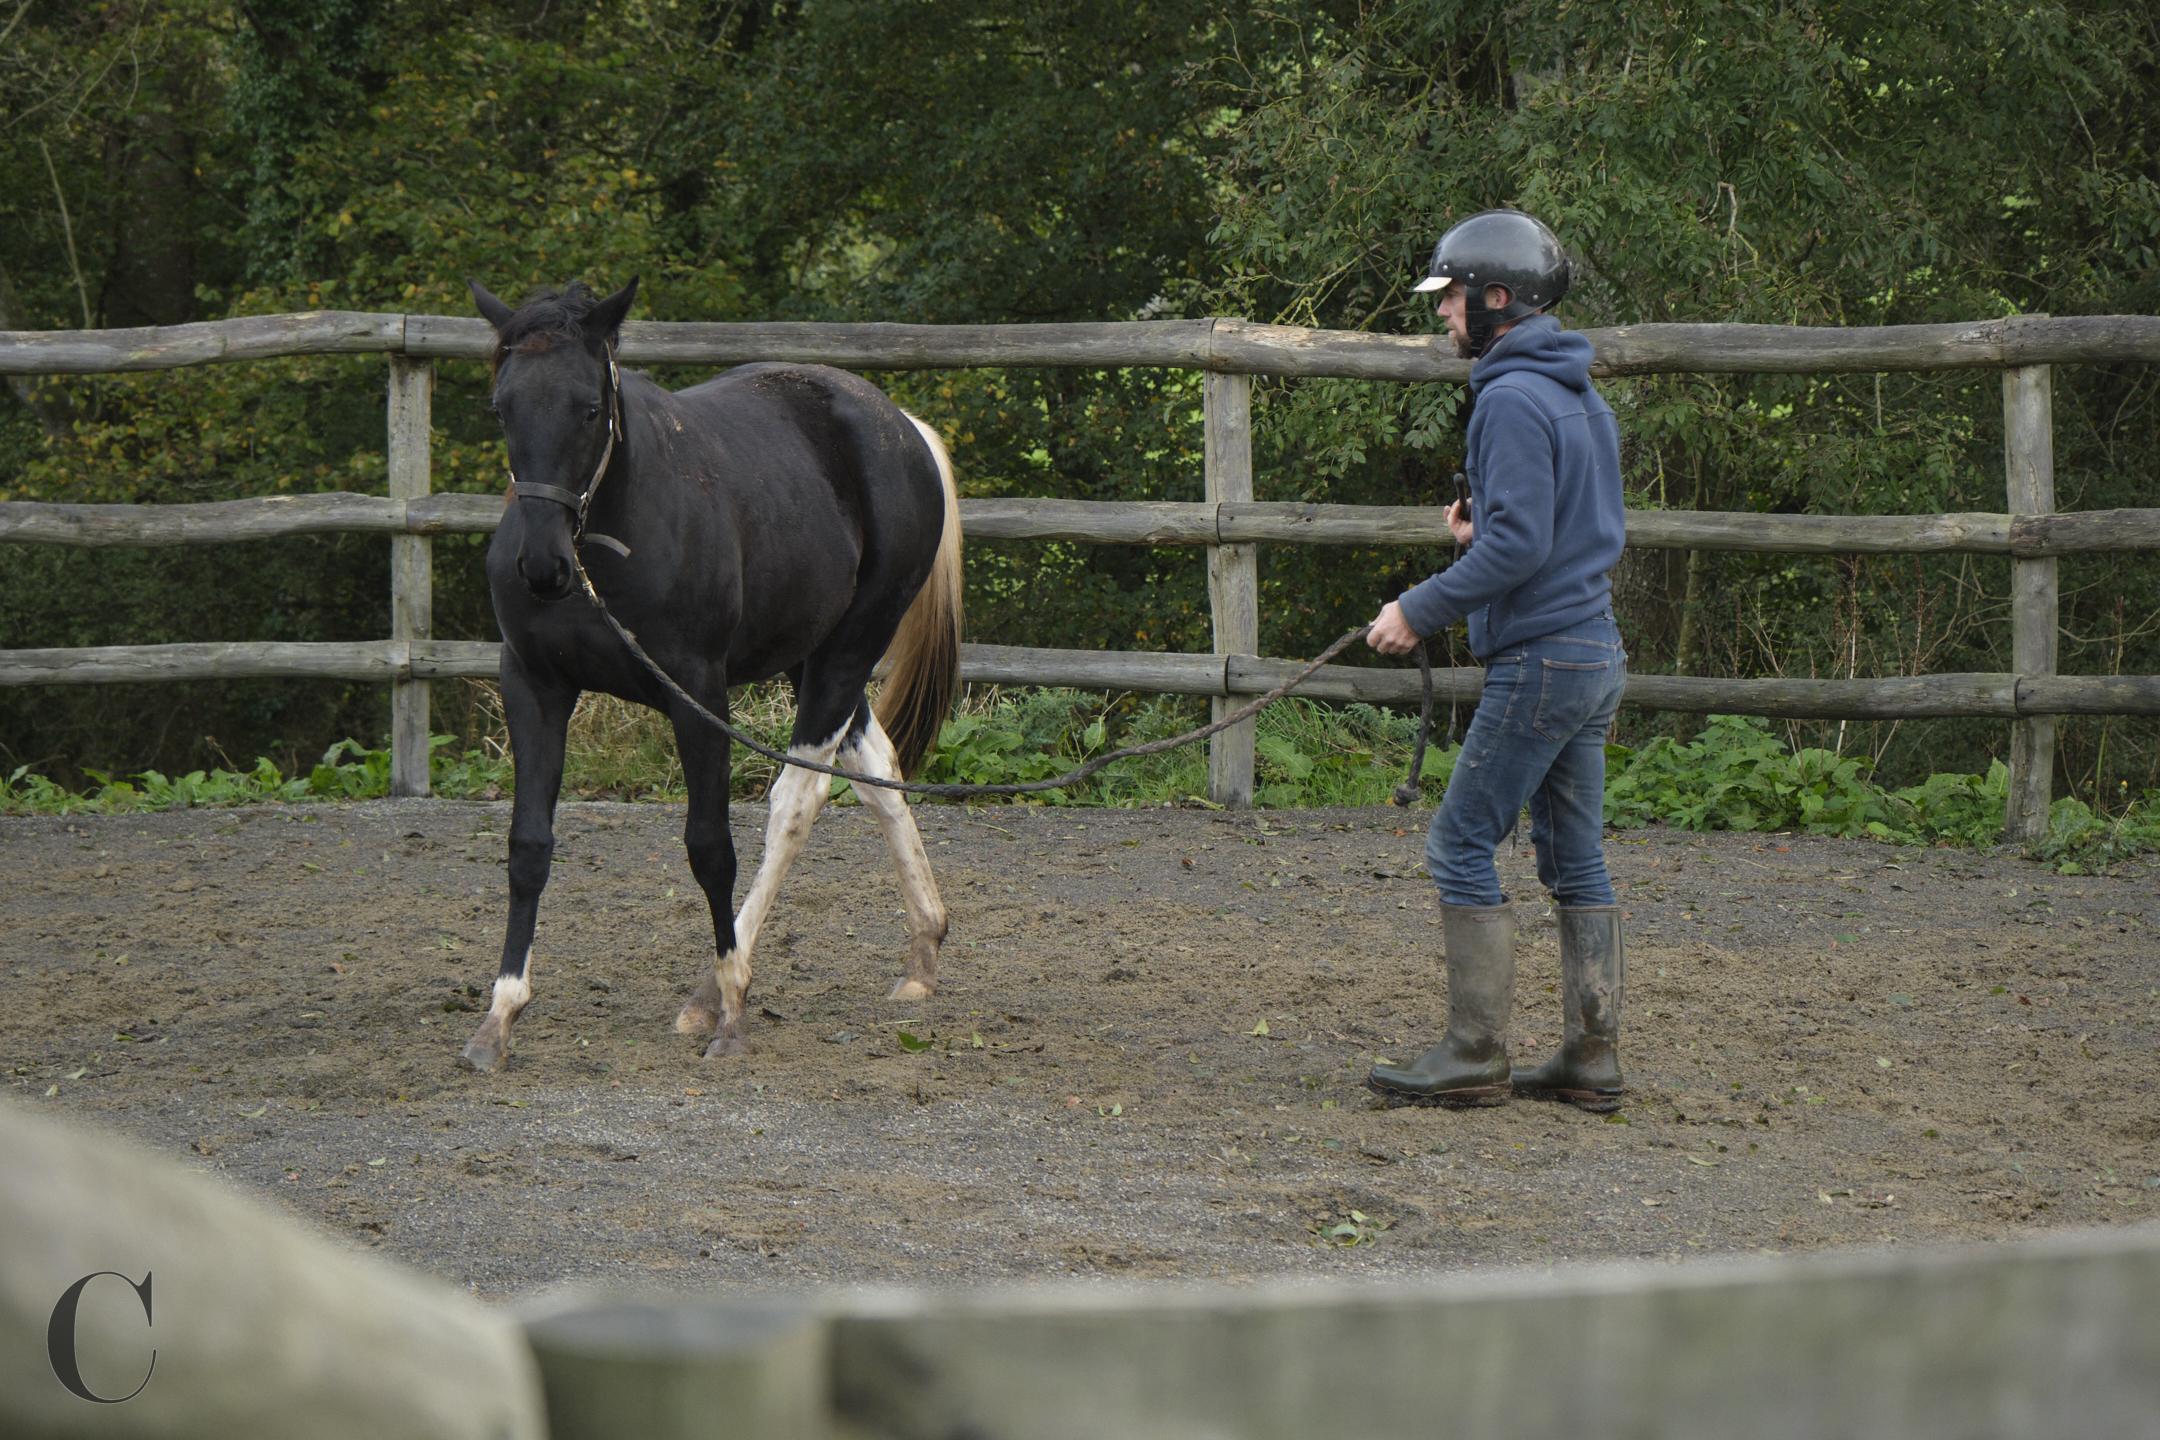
{"left": 842, "top": 717, "right": 946, "bottom": 999}
{"left": 489, "top": 951, "right": 534, "bottom": 1022}
{"left": 462, "top": 948, "right": 534, "bottom": 1069}
{"left": 706, "top": 724, "right": 845, "bottom": 1042}
{"left": 732, "top": 727, "right": 845, "bottom": 962}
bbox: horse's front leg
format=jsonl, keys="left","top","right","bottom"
{"left": 668, "top": 691, "right": 749, "bottom": 1056}
{"left": 462, "top": 661, "right": 577, "bottom": 1072}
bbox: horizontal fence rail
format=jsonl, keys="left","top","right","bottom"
{"left": 6, "top": 310, "right": 2160, "bottom": 379}
{"left": 8, "top": 492, "right": 2160, "bottom": 557}
{"left": 4, "top": 309, "right": 2156, "bottom": 828}
{"left": 6, "top": 639, "right": 2158, "bottom": 721}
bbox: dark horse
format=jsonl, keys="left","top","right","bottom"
{"left": 460, "top": 277, "right": 963, "bottom": 1069}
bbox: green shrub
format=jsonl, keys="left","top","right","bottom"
{"left": 2034, "top": 791, "right": 2160, "bottom": 875}
{"left": 1603, "top": 714, "right": 1892, "bottom": 836}
{"left": 1, "top": 737, "right": 510, "bottom": 815}
{"left": 1883, "top": 765, "right": 2009, "bottom": 849}
{"left": 7, "top": 704, "right": 2153, "bottom": 874}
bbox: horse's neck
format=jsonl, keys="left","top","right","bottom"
{"left": 617, "top": 375, "right": 679, "bottom": 454}
{"left": 606, "top": 379, "right": 720, "bottom": 529}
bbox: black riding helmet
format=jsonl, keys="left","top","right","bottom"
{"left": 1414, "top": 209, "right": 1571, "bottom": 358}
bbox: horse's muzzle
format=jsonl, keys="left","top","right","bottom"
{"left": 517, "top": 550, "right": 576, "bottom": 600}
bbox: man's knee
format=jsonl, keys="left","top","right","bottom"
{"left": 1425, "top": 821, "right": 1463, "bottom": 882}
{"left": 1427, "top": 828, "right": 1501, "bottom": 905}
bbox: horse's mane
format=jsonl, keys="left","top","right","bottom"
{"left": 490, "top": 281, "right": 600, "bottom": 376}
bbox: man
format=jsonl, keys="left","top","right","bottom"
{"left": 1364, "top": 208, "right": 1631, "bottom": 1111}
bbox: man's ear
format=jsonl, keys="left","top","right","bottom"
{"left": 1484, "top": 283, "right": 1513, "bottom": 311}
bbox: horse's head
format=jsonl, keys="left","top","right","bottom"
{"left": 471, "top": 276, "right": 639, "bottom": 600}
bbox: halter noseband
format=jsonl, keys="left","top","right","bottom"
{"left": 507, "top": 344, "right": 632, "bottom": 560}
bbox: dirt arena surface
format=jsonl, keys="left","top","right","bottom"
{"left": 4, "top": 798, "right": 2156, "bottom": 1296}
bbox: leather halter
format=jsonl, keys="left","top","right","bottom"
{"left": 506, "top": 344, "right": 632, "bottom": 560}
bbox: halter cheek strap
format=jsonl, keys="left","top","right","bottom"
{"left": 507, "top": 345, "right": 632, "bottom": 559}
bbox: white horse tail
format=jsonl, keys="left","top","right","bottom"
{"left": 876, "top": 415, "right": 964, "bottom": 778}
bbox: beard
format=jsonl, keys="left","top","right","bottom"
{"left": 1450, "top": 330, "right": 1474, "bottom": 360}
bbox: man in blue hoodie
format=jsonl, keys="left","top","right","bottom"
{"left": 1364, "top": 209, "right": 1631, "bottom": 1111}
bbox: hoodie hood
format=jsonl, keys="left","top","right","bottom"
{"left": 1469, "top": 313, "right": 1594, "bottom": 394}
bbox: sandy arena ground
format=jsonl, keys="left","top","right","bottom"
{"left": 4, "top": 799, "right": 2155, "bottom": 1294}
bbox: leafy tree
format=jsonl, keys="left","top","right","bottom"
{"left": 1, "top": 0, "right": 2156, "bottom": 801}
{"left": 690, "top": 0, "right": 1234, "bottom": 653}
{"left": 1198, "top": 0, "right": 2160, "bottom": 788}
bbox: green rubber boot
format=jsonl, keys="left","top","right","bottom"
{"left": 1367, "top": 902, "right": 1515, "bottom": 1107}
{"left": 1512, "top": 904, "right": 1625, "bottom": 1112}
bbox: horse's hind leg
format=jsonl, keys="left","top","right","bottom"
{"left": 840, "top": 713, "right": 948, "bottom": 1000}
{"left": 674, "top": 699, "right": 847, "bottom": 1057}
{"left": 463, "top": 662, "right": 576, "bottom": 1072}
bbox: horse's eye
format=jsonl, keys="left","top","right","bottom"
{"left": 584, "top": 403, "right": 602, "bottom": 424}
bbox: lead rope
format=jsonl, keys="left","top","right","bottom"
{"left": 574, "top": 576, "right": 1420, "bottom": 799}
{"left": 1389, "top": 470, "right": 1470, "bottom": 804}
{"left": 1443, "top": 468, "right": 1471, "bottom": 747}
{"left": 1393, "top": 643, "right": 1436, "bottom": 807}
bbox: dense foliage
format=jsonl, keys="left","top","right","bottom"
{"left": 3, "top": 1, "right": 2156, "bottom": 808}
{"left": 7, "top": 704, "right": 2154, "bottom": 875}
{"left": 1198, "top": 1, "right": 2160, "bottom": 796}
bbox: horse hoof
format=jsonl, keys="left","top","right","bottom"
{"left": 459, "top": 1039, "right": 507, "bottom": 1073}
{"left": 888, "top": 977, "right": 934, "bottom": 1002}
{"left": 702, "top": 1033, "right": 751, "bottom": 1059}
{"left": 674, "top": 1001, "right": 719, "bottom": 1036}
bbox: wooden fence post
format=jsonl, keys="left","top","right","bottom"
{"left": 388, "top": 355, "right": 433, "bottom": 797}
{"left": 2003, "top": 363, "right": 2056, "bottom": 844}
{"left": 1204, "top": 370, "right": 1257, "bottom": 807}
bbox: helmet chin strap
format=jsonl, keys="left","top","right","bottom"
{"left": 1463, "top": 287, "right": 1543, "bottom": 359}
{"left": 1464, "top": 296, "right": 1499, "bottom": 358}
{"left": 1460, "top": 284, "right": 1512, "bottom": 358}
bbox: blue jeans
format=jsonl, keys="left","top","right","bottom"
{"left": 1427, "top": 614, "right": 1627, "bottom": 907}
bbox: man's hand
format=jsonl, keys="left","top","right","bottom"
{"left": 1446, "top": 498, "right": 1474, "bottom": 547}
{"left": 1366, "top": 600, "right": 1422, "bottom": 655}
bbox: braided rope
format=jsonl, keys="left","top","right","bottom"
{"left": 576, "top": 564, "right": 1416, "bottom": 799}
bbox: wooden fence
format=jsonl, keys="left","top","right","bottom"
{"left": 5, "top": 312, "right": 2160, "bottom": 837}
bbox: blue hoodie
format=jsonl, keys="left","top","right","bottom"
{"left": 1396, "top": 314, "right": 1625, "bottom": 660}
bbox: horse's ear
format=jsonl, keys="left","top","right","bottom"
{"left": 585, "top": 277, "right": 640, "bottom": 346}
{"left": 469, "top": 278, "right": 515, "bottom": 332}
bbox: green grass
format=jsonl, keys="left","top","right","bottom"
{"left": 5, "top": 696, "right": 2155, "bottom": 874}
